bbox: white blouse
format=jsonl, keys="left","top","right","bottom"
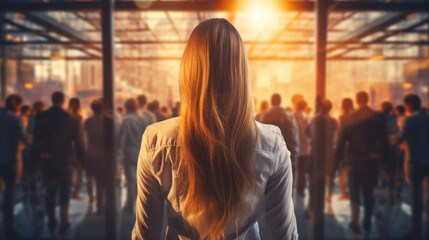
{"left": 132, "top": 117, "right": 298, "bottom": 240}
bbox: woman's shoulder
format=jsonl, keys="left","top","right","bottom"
{"left": 255, "top": 121, "right": 286, "bottom": 153}
{"left": 143, "top": 117, "right": 180, "bottom": 150}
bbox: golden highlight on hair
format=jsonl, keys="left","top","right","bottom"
{"left": 177, "top": 19, "right": 258, "bottom": 239}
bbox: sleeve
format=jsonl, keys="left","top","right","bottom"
{"left": 132, "top": 130, "right": 165, "bottom": 240}
{"left": 264, "top": 139, "right": 298, "bottom": 240}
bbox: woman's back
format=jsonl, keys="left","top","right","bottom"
{"left": 132, "top": 117, "right": 297, "bottom": 239}
{"left": 133, "top": 18, "right": 297, "bottom": 240}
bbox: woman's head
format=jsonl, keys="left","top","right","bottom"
{"left": 177, "top": 18, "right": 257, "bottom": 239}
{"left": 68, "top": 98, "right": 81, "bottom": 115}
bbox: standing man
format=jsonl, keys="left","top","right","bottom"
{"left": 336, "top": 91, "right": 389, "bottom": 234}
{"left": 33, "top": 91, "right": 84, "bottom": 236}
{"left": 295, "top": 99, "right": 310, "bottom": 197}
{"left": 0, "top": 94, "right": 23, "bottom": 239}
{"left": 260, "top": 93, "right": 299, "bottom": 174}
{"left": 399, "top": 94, "right": 429, "bottom": 239}
{"left": 118, "top": 98, "right": 150, "bottom": 214}
{"left": 137, "top": 95, "right": 156, "bottom": 124}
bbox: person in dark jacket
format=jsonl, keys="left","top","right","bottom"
{"left": 32, "top": 91, "right": 84, "bottom": 236}
{"left": 0, "top": 94, "right": 24, "bottom": 239}
{"left": 260, "top": 93, "right": 299, "bottom": 174}
{"left": 305, "top": 99, "right": 337, "bottom": 240}
{"left": 399, "top": 94, "right": 429, "bottom": 239}
{"left": 336, "top": 91, "right": 389, "bottom": 234}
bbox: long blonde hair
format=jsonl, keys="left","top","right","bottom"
{"left": 177, "top": 19, "right": 258, "bottom": 239}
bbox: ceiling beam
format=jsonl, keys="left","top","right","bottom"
{"left": 327, "top": 12, "right": 409, "bottom": 53}
{"left": 0, "top": 16, "right": 99, "bottom": 58}
{"left": 1, "top": 1, "right": 429, "bottom": 13}
{"left": 22, "top": 12, "right": 102, "bottom": 53}
{"left": 3, "top": 40, "right": 429, "bottom": 46}
{"left": 11, "top": 55, "right": 424, "bottom": 61}
{"left": 331, "top": 17, "right": 429, "bottom": 58}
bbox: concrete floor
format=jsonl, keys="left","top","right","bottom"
{"left": 1, "top": 176, "right": 423, "bottom": 240}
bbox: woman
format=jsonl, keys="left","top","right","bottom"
{"left": 67, "top": 98, "right": 85, "bottom": 200}
{"left": 133, "top": 19, "right": 297, "bottom": 240}
{"left": 336, "top": 98, "right": 354, "bottom": 200}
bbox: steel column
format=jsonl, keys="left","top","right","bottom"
{"left": 0, "top": 12, "right": 6, "bottom": 102}
{"left": 313, "top": 1, "right": 328, "bottom": 239}
{"left": 315, "top": 0, "right": 328, "bottom": 100}
{"left": 101, "top": 0, "right": 116, "bottom": 239}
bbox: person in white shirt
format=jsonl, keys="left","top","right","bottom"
{"left": 132, "top": 18, "right": 298, "bottom": 240}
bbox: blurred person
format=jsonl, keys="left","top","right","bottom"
{"left": 160, "top": 105, "right": 171, "bottom": 118}
{"left": 132, "top": 19, "right": 298, "bottom": 240}
{"left": 305, "top": 99, "right": 337, "bottom": 239}
{"left": 20, "top": 105, "right": 32, "bottom": 211}
{"left": 398, "top": 94, "right": 429, "bottom": 239}
{"left": 394, "top": 105, "right": 406, "bottom": 199}
{"left": 20, "top": 105, "right": 31, "bottom": 126}
{"left": 23, "top": 101, "right": 45, "bottom": 205}
{"left": 260, "top": 93, "right": 299, "bottom": 177}
{"left": 255, "top": 100, "right": 269, "bottom": 122}
{"left": 305, "top": 106, "right": 312, "bottom": 116}
{"left": 147, "top": 100, "right": 168, "bottom": 122}
{"left": 291, "top": 94, "right": 304, "bottom": 112}
{"left": 84, "top": 99, "right": 114, "bottom": 215}
{"left": 117, "top": 106, "right": 125, "bottom": 115}
{"left": 68, "top": 98, "right": 85, "bottom": 201}
{"left": 336, "top": 98, "right": 354, "bottom": 200}
{"left": 102, "top": 97, "right": 123, "bottom": 136}
{"left": 32, "top": 91, "right": 85, "bottom": 236}
{"left": 295, "top": 99, "right": 310, "bottom": 197}
{"left": 118, "top": 98, "right": 150, "bottom": 214}
{"left": 380, "top": 101, "right": 400, "bottom": 205}
{"left": 170, "top": 101, "right": 181, "bottom": 118}
{"left": 336, "top": 91, "right": 389, "bottom": 234}
{"left": 136, "top": 94, "right": 156, "bottom": 124}
{"left": 0, "top": 94, "right": 24, "bottom": 239}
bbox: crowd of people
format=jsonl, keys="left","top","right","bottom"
{"left": 0, "top": 91, "right": 177, "bottom": 239}
{"left": 256, "top": 91, "right": 429, "bottom": 240}
{"left": 0, "top": 89, "right": 428, "bottom": 239}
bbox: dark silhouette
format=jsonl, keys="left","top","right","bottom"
{"left": 32, "top": 91, "right": 85, "bottom": 236}
{"left": 147, "top": 100, "right": 168, "bottom": 122}
{"left": 295, "top": 99, "right": 310, "bottom": 198}
{"left": 305, "top": 99, "right": 338, "bottom": 239}
{"left": 337, "top": 98, "right": 354, "bottom": 200}
{"left": 0, "top": 94, "right": 23, "bottom": 239}
{"left": 260, "top": 93, "right": 299, "bottom": 172}
{"left": 68, "top": 98, "right": 85, "bottom": 201}
{"left": 336, "top": 91, "right": 389, "bottom": 234}
{"left": 399, "top": 94, "right": 429, "bottom": 239}
{"left": 170, "top": 101, "right": 181, "bottom": 118}
{"left": 136, "top": 95, "right": 156, "bottom": 124}
{"left": 255, "top": 100, "right": 269, "bottom": 122}
{"left": 84, "top": 99, "right": 114, "bottom": 216}
{"left": 118, "top": 98, "right": 150, "bottom": 214}
{"left": 380, "top": 101, "right": 400, "bottom": 205}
